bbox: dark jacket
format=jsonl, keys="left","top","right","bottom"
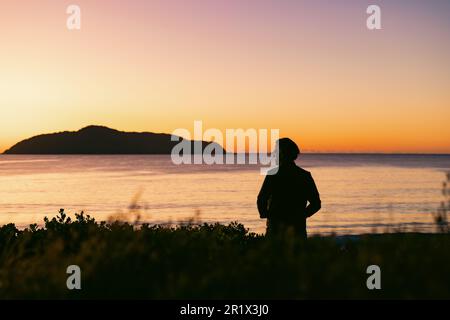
{"left": 257, "top": 163, "right": 321, "bottom": 235}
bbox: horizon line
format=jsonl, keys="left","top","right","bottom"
{"left": 1, "top": 152, "right": 450, "bottom": 156}
{"left": 2, "top": 125, "right": 449, "bottom": 156}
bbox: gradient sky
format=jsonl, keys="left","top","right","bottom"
{"left": 1, "top": 0, "right": 450, "bottom": 153}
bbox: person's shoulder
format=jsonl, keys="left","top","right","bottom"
{"left": 295, "top": 165, "right": 311, "bottom": 176}
{"left": 294, "top": 166, "right": 315, "bottom": 181}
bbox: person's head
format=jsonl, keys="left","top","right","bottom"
{"left": 275, "top": 138, "right": 300, "bottom": 165}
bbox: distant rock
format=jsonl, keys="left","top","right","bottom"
{"left": 3, "top": 125, "right": 223, "bottom": 155}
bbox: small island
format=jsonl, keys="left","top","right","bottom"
{"left": 3, "top": 125, "right": 223, "bottom": 155}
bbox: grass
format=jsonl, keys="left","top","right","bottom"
{"left": 0, "top": 209, "right": 449, "bottom": 300}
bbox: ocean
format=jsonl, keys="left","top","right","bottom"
{"left": 0, "top": 154, "right": 449, "bottom": 235}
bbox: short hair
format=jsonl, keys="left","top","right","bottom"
{"left": 277, "top": 138, "right": 300, "bottom": 161}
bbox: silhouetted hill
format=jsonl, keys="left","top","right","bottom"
{"left": 3, "top": 126, "right": 224, "bottom": 155}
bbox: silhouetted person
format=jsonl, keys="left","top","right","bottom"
{"left": 257, "top": 138, "right": 321, "bottom": 238}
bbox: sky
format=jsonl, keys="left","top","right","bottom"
{"left": 1, "top": 0, "right": 450, "bottom": 153}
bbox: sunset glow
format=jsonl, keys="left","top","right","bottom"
{"left": 1, "top": 0, "right": 450, "bottom": 153}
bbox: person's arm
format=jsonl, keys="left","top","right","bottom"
{"left": 305, "top": 173, "right": 321, "bottom": 218}
{"left": 257, "top": 175, "right": 273, "bottom": 219}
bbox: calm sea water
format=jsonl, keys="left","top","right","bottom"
{"left": 0, "top": 154, "right": 449, "bottom": 235}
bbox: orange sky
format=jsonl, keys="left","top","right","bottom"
{"left": 1, "top": 0, "right": 450, "bottom": 153}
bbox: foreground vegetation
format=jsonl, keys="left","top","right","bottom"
{"left": 0, "top": 209, "right": 449, "bottom": 299}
